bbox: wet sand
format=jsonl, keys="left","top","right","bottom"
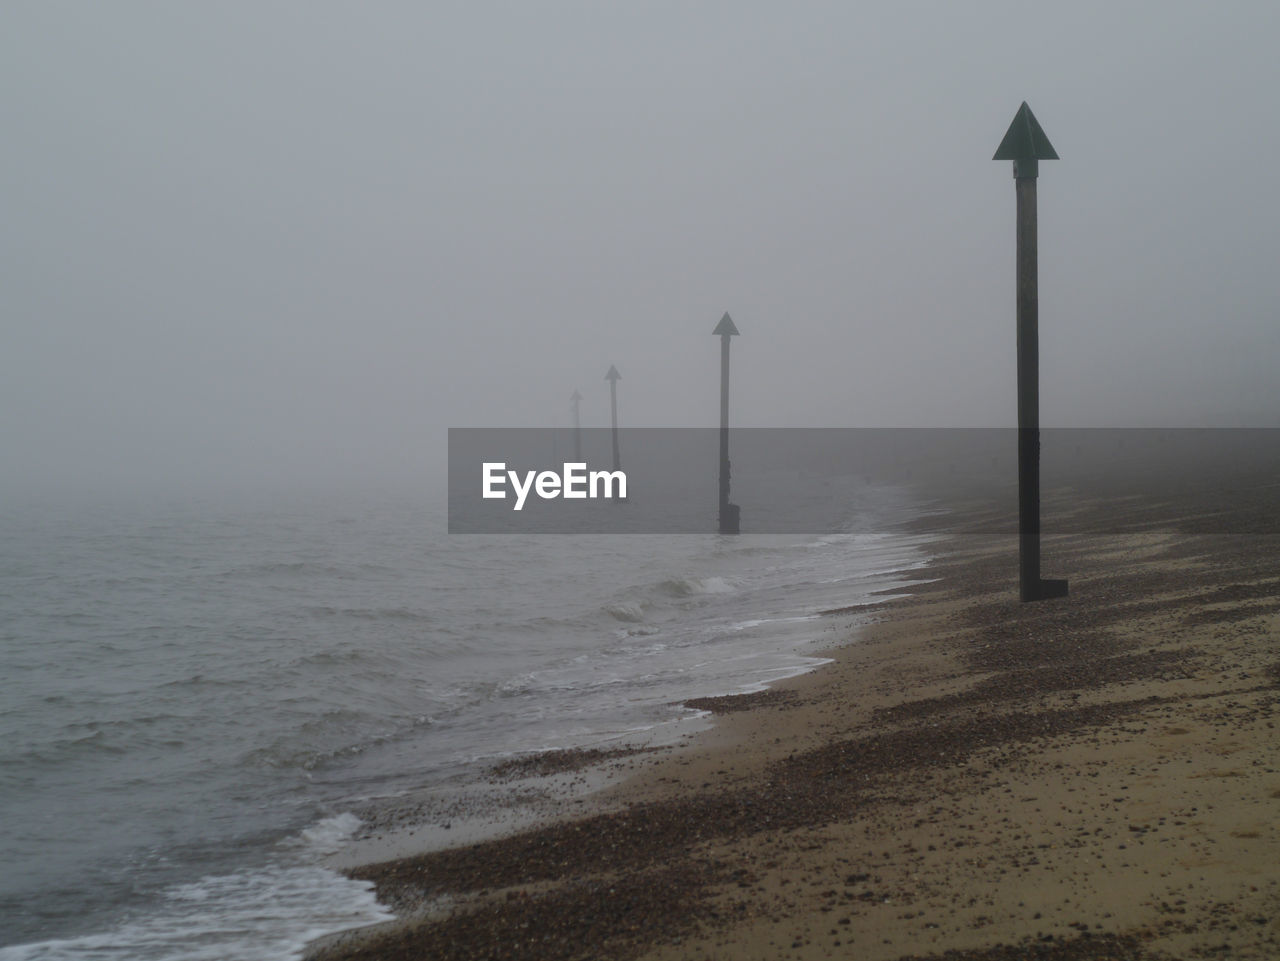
{"left": 306, "top": 483, "right": 1280, "bottom": 961}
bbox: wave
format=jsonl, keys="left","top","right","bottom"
{"left": 241, "top": 707, "right": 440, "bottom": 773}
{"left": 291, "top": 812, "right": 364, "bottom": 856}
{"left": 604, "top": 602, "right": 646, "bottom": 623}
{"left": 3, "top": 710, "right": 204, "bottom": 767}
{"left": 656, "top": 575, "right": 737, "bottom": 597}
{"left": 616, "top": 624, "right": 662, "bottom": 638}
{"left": 4, "top": 729, "right": 126, "bottom": 768}
{"left": 0, "top": 863, "right": 391, "bottom": 961}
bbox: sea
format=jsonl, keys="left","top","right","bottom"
{"left": 0, "top": 484, "right": 935, "bottom": 960}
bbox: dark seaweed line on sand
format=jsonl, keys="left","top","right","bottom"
{"left": 349, "top": 696, "right": 1158, "bottom": 905}
{"left": 310, "top": 863, "right": 729, "bottom": 961}
{"left": 682, "top": 688, "right": 799, "bottom": 715}
{"left": 488, "top": 746, "right": 665, "bottom": 781}
{"left": 329, "top": 690, "right": 1184, "bottom": 961}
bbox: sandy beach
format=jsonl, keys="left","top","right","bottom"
{"left": 306, "top": 480, "right": 1280, "bottom": 961}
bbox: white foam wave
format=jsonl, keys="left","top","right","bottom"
{"left": 604, "top": 602, "right": 645, "bottom": 623}
{"left": 295, "top": 812, "right": 364, "bottom": 855}
{"left": 0, "top": 865, "right": 392, "bottom": 961}
{"left": 721, "top": 613, "right": 819, "bottom": 633}
{"left": 658, "top": 575, "right": 737, "bottom": 597}
{"left": 616, "top": 624, "right": 661, "bottom": 638}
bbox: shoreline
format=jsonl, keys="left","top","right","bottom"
{"left": 318, "top": 525, "right": 933, "bottom": 881}
{"left": 319, "top": 575, "right": 921, "bottom": 881}
{"left": 308, "top": 485, "right": 1280, "bottom": 960}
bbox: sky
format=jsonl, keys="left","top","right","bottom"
{"left": 3, "top": 1, "right": 1278, "bottom": 496}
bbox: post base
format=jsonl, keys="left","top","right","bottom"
{"left": 1022, "top": 577, "right": 1069, "bottom": 602}
{"left": 719, "top": 503, "right": 740, "bottom": 535}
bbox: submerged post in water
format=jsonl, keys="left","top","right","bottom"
{"left": 994, "top": 101, "right": 1068, "bottom": 602}
{"left": 713, "top": 312, "right": 740, "bottom": 534}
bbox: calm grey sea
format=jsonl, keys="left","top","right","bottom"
{"left": 0, "top": 487, "right": 933, "bottom": 960}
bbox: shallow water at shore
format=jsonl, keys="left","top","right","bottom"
{"left": 0, "top": 486, "right": 933, "bottom": 958}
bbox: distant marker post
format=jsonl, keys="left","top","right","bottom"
{"left": 713, "top": 312, "right": 741, "bottom": 534}
{"left": 605, "top": 365, "right": 622, "bottom": 473}
{"left": 994, "top": 101, "right": 1068, "bottom": 602}
{"left": 570, "top": 390, "right": 583, "bottom": 463}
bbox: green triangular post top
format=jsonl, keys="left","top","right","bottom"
{"left": 605, "top": 365, "right": 621, "bottom": 382}
{"left": 712, "top": 312, "right": 739, "bottom": 336}
{"left": 994, "top": 102, "right": 1058, "bottom": 177}
{"left": 570, "top": 390, "right": 582, "bottom": 403}
{"left": 994, "top": 102, "right": 1058, "bottom": 160}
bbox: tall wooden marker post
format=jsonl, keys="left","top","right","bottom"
{"left": 994, "top": 101, "right": 1068, "bottom": 602}
{"left": 713, "top": 313, "right": 740, "bottom": 534}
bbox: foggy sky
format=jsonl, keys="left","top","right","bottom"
{"left": 3, "top": 1, "right": 1278, "bottom": 496}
